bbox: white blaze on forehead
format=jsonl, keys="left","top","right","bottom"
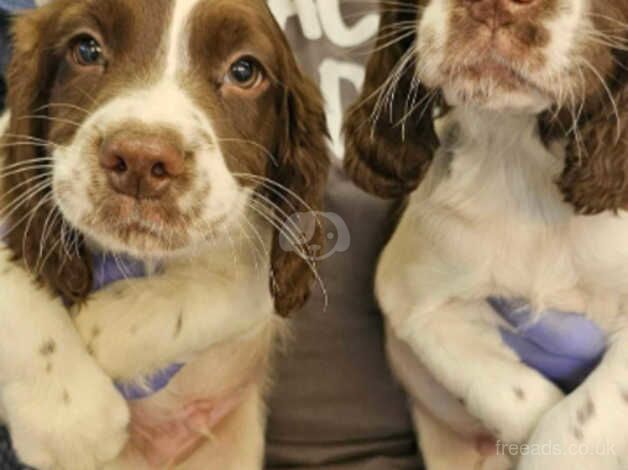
{"left": 164, "top": 0, "right": 205, "bottom": 77}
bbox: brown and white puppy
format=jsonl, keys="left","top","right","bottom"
{"left": 345, "top": 0, "right": 628, "bottom": 469}
{"left": 0, "top": 0, "right": 329, "bottom": 469}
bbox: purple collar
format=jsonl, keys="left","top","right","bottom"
{"left": 115, "top": 363, "right": 184, "bottom": 400}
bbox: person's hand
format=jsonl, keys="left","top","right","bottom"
{"left": 488, "top": 297, "right": 606, "bottom": 392}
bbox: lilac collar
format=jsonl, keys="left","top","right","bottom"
{"left": 115, "top": 363, "right": 184, "bottom": 400}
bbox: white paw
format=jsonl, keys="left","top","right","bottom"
{"left": 518, "top": 396, "right": 621, "bottom": 470}
{"left": 466, "top": 364, "right": 563, "bottom": 444}
{"left": 2, "top": 360, "right": 129, "bottom": 470}
{"left": 73, "top": 284, "right": 177, "bottom": 381}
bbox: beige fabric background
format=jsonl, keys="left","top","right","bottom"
{"left": 265, "top": 3, "right": 424, "bottom": 469}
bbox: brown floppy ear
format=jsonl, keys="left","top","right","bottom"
{"left": 268, "top": 63, "right": 330, "bottom": 317}
{"left": 343, "top": 0, "right": 438, "bottom": 199}
{"left": 557, "top": 50, "right": 628, "bottom": 214}
{"left": 2, "top": 7, "right": 92, "bottom": 302}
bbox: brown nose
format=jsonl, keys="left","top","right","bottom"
{"left": 465, "top": 0, "right": 535, "bottom": 29}
{"left": 100, "top": 133, "right": 185, "bottom": 199}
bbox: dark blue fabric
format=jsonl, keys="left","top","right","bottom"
{"left": 0, "top": 12, "right": 9, "bottom": 109}
{"left": 0, "top": 427, "right": 31, "bottom": 469}
{"left": 0, "top": 1, "right": 35, "bottom": 109}
{"left": 0, "top": 1, "right": 35, "bottom": 11}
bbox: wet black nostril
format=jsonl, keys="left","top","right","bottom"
{"left": 114, "top": 156, "right": 127, "bottom": 173}
{"left": 151, "top": 162, "right": 167, "bottom": 178}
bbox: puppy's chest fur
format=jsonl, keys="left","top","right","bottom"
{"left": 384, "top": 108, "right": 628, "bottom": 332}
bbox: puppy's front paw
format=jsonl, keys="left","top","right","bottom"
{"left": 466, "top": 364, "right": 563, "bottom": 444}
{"left": 2, "top": 361, "right": 129, "bottom": 470}
{"left": 518, "top": 394, "right": 620, "bottom": 470}
{"left": 74, "top": 283, "right": 178, "bottom": 381}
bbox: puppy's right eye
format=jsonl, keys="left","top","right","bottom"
{"left": 71, "top": 35, "right": 106, "bottom": 68}
{"left": 225, "top": 57, "right": 264, "bottom": 90}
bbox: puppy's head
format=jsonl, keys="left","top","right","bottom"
{"left": 3, "top": 0, "right": 329, "bottom": 315}
{"left": 345, "top": 0, "right": 628, "bottom": 210}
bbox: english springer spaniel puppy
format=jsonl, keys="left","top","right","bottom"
{"left": 0, "top": 0, "right": 329, "bottom": 469}
{"left": 344, "top": 0, "right": 628, "bottom": 469}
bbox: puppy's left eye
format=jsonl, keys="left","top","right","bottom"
{"left": 71, "top": 35, "right": 106, "bottom": 68}
{"left": 225, "top": 57, "right": 263, "bottom": 89}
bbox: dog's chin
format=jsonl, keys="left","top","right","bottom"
{"left": 439, "top": 76, "right": 551, "bottom": 113}
{"left": 426, "top": 62, "right": 552, "bottom": 113}
{"left": 84, "top": 221, "right": 193, "bottom": 260}
{"left": 59, "top": 205, "right": 213, "bottom": 260}
{"left": 65, "top": 217, "right": 197, "bottom": 260}
{"left": 442, "top": 83, "right": 550, "bottom": 113}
